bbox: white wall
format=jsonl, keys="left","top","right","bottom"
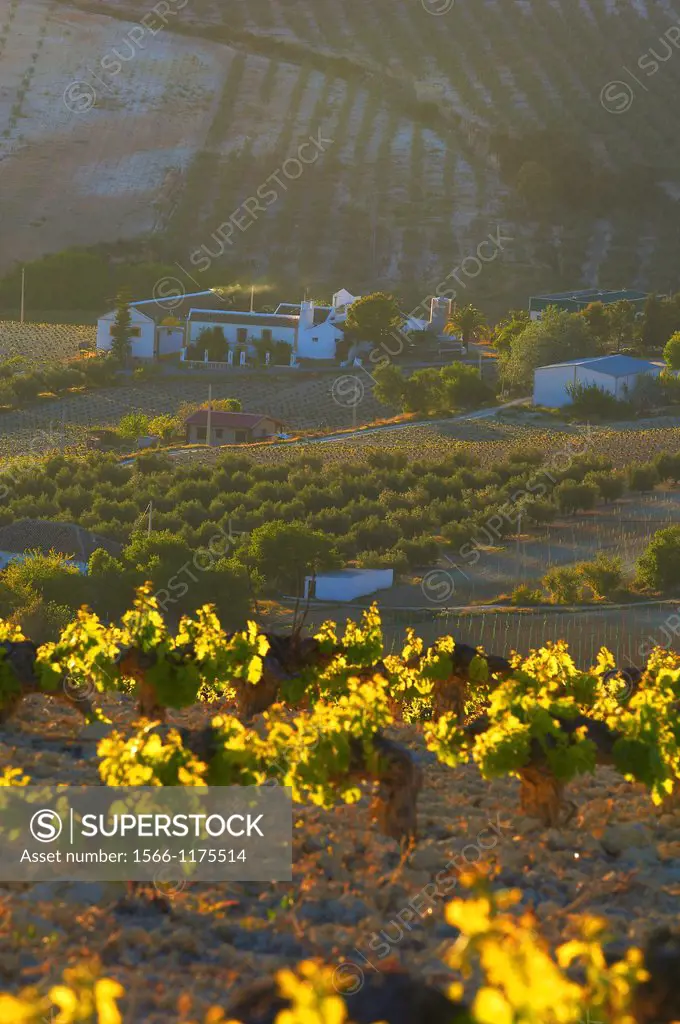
{"left": 533, "top": 364, "right": 578, "bottom": 407}
{"left": 297, "top": 321, "right": 341, "bottom": 360}
{"left": 304, "top": 569, "right": 394, "bottom": 602}
{"left": 613, "top": 367, "right": 662, "bottom": 398}
{"left": 187, "top": 318, "right": 297, "bottom": 352}
{"left": 156, "top": 326, "right": 185, "bottom": 356}
{"left": 577, "top": 366, "right": 662, "bottom": 400}
{"left": 576, "top": 367, "right": 617, "bottom": 396}
{"left": 97, "top": 309, "right": 156, "bottom": 359}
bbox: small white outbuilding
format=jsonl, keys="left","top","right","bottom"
{"left": 303, "top": 569, "right": 394, "bottom": 602}
{"left": 533, "top": 355, "right": 664, "bottom": 408}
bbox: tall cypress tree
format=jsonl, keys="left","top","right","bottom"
{"left": 110, "top": 291, "right": 134, "bottom": 366}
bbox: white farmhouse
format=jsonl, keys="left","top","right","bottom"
{"left": 187, "top": 300, "right": 344, "bottom": 361}
{"left": 97, "top": 291, "right": 221, "bottom": 359}
{"left": 533, "top": 355, "right": 664, "bottom": 408}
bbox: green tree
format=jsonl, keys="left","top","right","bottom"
{"left": 372, "top": 363, "right": 407, "bottom": 408}
{"left": 663, "top": 331, "right": 680, "bottom": 371}
{"left": 110, "top": 292, "right": 134, "bottom": 366}
{"left": 554, "top": 480, "right": 599, "bottom": 514}
{"left": 117, "top": 412, "right": 150, "bottom": 440}
{"left": 2, "top": 550, "right": 86, "bottom": 608}
{"left": 637, "top": 525, "right": 680, "bottom": 591}
{"left": 195, "top": 326, "right": 228, "bottom": 362}
{"left": 345, "top": 292, "right": 403, "bottom": 342}
{"left": 627, "top": 463, "right": 658, "bottom": 493}
{"left": 500, "top": 307, "right": 598, "bottom": 391}
{"left": 446, "top": 304, "right": 488, "bottom": 348}
{"left": 542, "top": 565, "right": 583, "bottom": 604}
{"left": 641, "top": 293, "right": 668, "bottom": 352}
{"left": 580, "top": 554, "right": 623, "bottom": 599}
{"left": 492, "top": 310, "right": 530, "bottom": 354}
{"left": 440, "top": 363, "right": 492, "bottom": 410}
{"left": 241, "top": 521, "right": 339, "bottom": 595}
{"left": 606, "top": 300, "right": 637, "bottom": 353}
{"left": 580, "top": 302, "right": 610, "bottom": 348}
{"left": 148, "top": 414, "right": 179, "bottom": 441}
{"left": 584, "top": 470, "right": 625, "bottom": 503}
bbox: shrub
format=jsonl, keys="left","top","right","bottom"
{"left": 584, "top": 470, "right": 625, "bottom": 503}
{"left": 554, "top": 480, "right": 599, "bottom": 514}
{"left": 654, "top": 451, "right": 680, "bottom": 483}
{"left": 637, "top": 525, "right": 680, "bottom": 591}
{"left": 510, "top": 585, "right": 544, "bottom": 606}
{"left": 356, "top": 549, "right": 409, "bottom": 572}
{"left": 663, "top": 331, "right": 680, "bottom": 370}
{"left": 79, "top": 356, "right": 117, "bottom": 388}
{"left": 627, "top": 462, "right": 658, "bottom": 493}
{"left": 523, "top": 499, "right": 557, "bottom": 525}
{"left": 395, "top": 535, "right": 439, "bottom": 567}
{"left": 148, "top": 414, "right": 179, "bottom": 441}
{"left": 117, "top": 412, "right": 150, "bottom": 440}
{"left": 11, "top": 372, "right": 43, "bottom": 403}
{"left": 542, "top": 565, "right": 583, "bottom": 604}
{"left": 580, "top": 554, "right": 624, "bottom": 599}
{"left": 442, "top": 521, "right": 475, "bottom": 549}
{"left": 565, "top": 381, "right": 632, "bottom": 420}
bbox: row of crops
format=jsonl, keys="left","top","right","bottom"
{"left": 3, "top": 589, "right": 679, "bottom": 831}
{"left": 160, "top": 0, "right": 680, "bottom": 301}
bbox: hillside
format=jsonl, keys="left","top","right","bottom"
{"left": 3, "top": 0, "right": 680, "bottom": 309}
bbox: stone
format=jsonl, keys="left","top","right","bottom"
{"left": 600, "top": 824, "right": 653, "bottom": 856}
{"left": 409, "top": 842, "right": 446, "bottom": 873}
{"left": 79, "top": 722, "right": 115, "bottom": 741}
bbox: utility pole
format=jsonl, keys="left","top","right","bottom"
{"left": 147, "top": 500, "right": 153, "bottom": 536}
{"left": 20, "top": 267, "right": 25, "bottom": 324}
{"left": 250, "top": 285, "right": 255, "bottom": 313}
{"left": 206, "top": 383, "right": 212, "bottom": 446}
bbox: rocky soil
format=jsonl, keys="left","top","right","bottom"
{"left": 1, "top": 694, "right": 679, "bottom": 1020}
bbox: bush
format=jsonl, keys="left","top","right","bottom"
{"left": 510, "top": 585, "right": 544, "bottom": 606}
{"left": 654, "top": 451, "right": 680, "bottom": 483}
{"left": 565, "top": 381, "right": 632, "bottom": 420}
{"left": 11, "top": 372, "right": 43, "bottom": 403}
{"left": 442, "top": 521, "right": 475, "bottom": 549}
{"left": 627, "top": 462, "right": 658, "bottom": 493}
{"left": 523, "top": 499, "right": 557, "bottom": 525}
{"left": 584, "top": 470, "right": 625, "bottom": 503}
{"left": 542, "top": 565, "right": 583, "bottom": 604}
{"left": 117, "top": 412, "right": 150, "bottom": 440}
{"left": 356, "top": 549, "right": 409, "bottom": 572}
{"left": 580, "top": 554, "right": 624, "bottom": 599}
{"left": 42, "top": 365, "right": 85, "bottom": 394}
{"left": 79, "top": 356, "right": 117, "bottom": 388}
{"left": 554, "top": 480, "right": 599, "bottom": 514}
{"left": 148, "top": 414, "right": 180, "bottom": 441}
{"left": 637, "top": 525, "right": 680, "bottom": 591}
{"left": 395, "top": 535, "right": 439, "bottom": 567}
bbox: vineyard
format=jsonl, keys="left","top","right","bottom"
{"left": 0, "top": 0, "right": 224, "bottom": 274}
{"left": 1, "top": 589, "right": 680, "bottom": 1021}
{"left": 4, "top": 1, "right": 680, "bottom": 302}
{"left": 0, "top": 321, "right": 95, "bottom": 366}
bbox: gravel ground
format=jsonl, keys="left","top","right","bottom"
{"left": 1, "top": 694, "right": 679, "bottom": 1020}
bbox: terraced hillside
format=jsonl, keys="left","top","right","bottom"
{"left": 3, "top": 0, "right": 680, "bottom": 308}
